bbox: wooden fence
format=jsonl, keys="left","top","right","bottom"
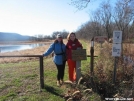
{"left": 0, "top": 55, "right": 45, "bottom": 89}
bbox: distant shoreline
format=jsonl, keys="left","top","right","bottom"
{"left": 0, "top": 40, "right": 53, "bottom": 63}
{"left": 0, "top": 40, "right": 53, "bottom": 45}
{"left": 0, "top": 39, "right": 68, "bottom": 63}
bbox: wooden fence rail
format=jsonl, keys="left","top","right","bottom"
{"left": 0, "top": 55, "right": 44, "bottom": 89}
{"left": 0, "top": 54, "right": 98, "bottom": 90}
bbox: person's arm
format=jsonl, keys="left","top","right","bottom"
{"left": 43, "top": 43, "right": 54, "bottom": 56}
{"left": 66, "top": 42, "right": 70, "bottom": 59}
{"left": 66, "top": 43, "right": 69, "bottom": 50}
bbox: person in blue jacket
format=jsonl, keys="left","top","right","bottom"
{"left": 43, "top": 34, "right": 66, "bottom": 86}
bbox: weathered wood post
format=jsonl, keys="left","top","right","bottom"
{"left": 76, "top": 61, "right": 81, "bottom": 82}
{"left": 113, "top": 57, "right": 118, "bottom": 84}
{"left": 90, "top": 37, "right": 94, "bottom": 84}
{"left": 72, "top": 49, "right": 87, "bottom": 83}
{"left": 0, "top": 55, "right": 45, "bottom": 90}
{"left": 132, "top": 65, "right": 134, "bottom": 97}
{"left": 112, "top": 31, "right": 122, "bottom": 84}
{"left": 39, "top": 56, "right": 44, "bottom": 89}
{"left": 76, "top": 48, "right": 81, "bottom": 82}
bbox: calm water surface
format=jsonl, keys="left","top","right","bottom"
{"left": 0, "top": 43, "right": 45, "bottom": 53}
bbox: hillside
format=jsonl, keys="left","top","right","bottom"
{"left": 0, "top": 32, "right": 31, "bottom": 41}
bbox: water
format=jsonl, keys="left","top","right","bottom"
{"left": 0, "top": 43, "right": 45, "bottom": 53}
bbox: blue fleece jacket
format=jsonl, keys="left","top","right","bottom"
{"left": 43, "top": 42, "right": 66, "bottom": 65}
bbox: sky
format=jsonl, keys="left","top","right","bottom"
{"left": 0, "top": 0, "right": 115, "bottom": 36}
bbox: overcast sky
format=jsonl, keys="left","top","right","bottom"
{"left": 0, "top": 0, "right": 115, "bottom": 36}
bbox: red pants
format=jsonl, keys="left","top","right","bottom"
{"left": 67, "top": 59, "right": 76, "bottom": 82}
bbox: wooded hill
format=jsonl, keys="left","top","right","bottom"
{"left": 0, "top": 32, "right": 31, "bottom": 41}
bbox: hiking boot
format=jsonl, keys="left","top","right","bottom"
{"left": 57, "top": 81, "right": 60, "bottom": 86}
{"left": 60, "top": 80, "right": 64, "bottom": 85}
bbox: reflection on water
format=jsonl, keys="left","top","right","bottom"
{"left": 0, "top": 43, "right": 45, "bottom": 53}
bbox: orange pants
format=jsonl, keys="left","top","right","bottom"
{"left": 67, "top": 59, "right": 76, "bottom": 82}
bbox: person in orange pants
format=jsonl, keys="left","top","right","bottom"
{"left": 67, "top": 59, "right": 76, "bottom": 82}
{"left": 66, "top": 32, "right": 83, "bottom": 82}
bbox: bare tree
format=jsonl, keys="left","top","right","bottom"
{"left": 90, "top": 9, "right": 103, "bottom": 36}
{"left": 37, "top": 34, "right": 44, "bottom": 41}
{"left": 60, "top": 30, "right": 69, "bottom": 39}
{"left": 72, "top": 0, "right": 134, "bottom": 41}
{"left": 113, "top": 0, "right": 134, "bottom": 40}
{"left": 100, "top": 1, "right": 113, "bottom": 39}
{"left": 70, "top": 0, "right": 118, "bottom": 10}
{"left": 70, "top": 0, "right": 91, "bottom": 10}
{"left": 43, "top": 35, "right": 51, "bottom": 39}
{"left": 129, "top": 21, "right": 134, "bottom": 35}
{"left": 51, "top": 30, "right": 68, "bottom": 39}
{"left": 76, "top": 21, "right": 93, "bottom": 39}
{"left": 52, "top": 31, "right": 60, "bottom": 39}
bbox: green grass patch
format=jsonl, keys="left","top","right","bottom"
{"left": 11, "top": 78, "right": 22, "bottom": 87}
{"left": 0, "top": 92, "right": 17, "bottom": 101}
{"left": 23, "top": 74, "right": 38, "bottom": 79}
{"left": 0, "top": 58, "right": 67, "bottom": 101}
{"left": 0, "top": 40, "right": 102, "bottom": 101}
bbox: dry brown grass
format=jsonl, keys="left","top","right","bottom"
{"left": 93, "top": 41, "right": 134, "bottom": 98}
{"left": 0, "top": 39, "right": 68, "bottom": 63}
{"left": 0, "top": 41, "right": 52, "bottom": 63}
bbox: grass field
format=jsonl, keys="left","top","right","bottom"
{"left": 1, "top": 39, "right": 134, "bottom": 100}
{"left": 0, "top": 40, "right": 134, "bottom": 101}
{"left": 0, "top": 55, "right": 92, "bottom": 101}
{"left": 0, "top": 40, "right": 97, "bottom": 101}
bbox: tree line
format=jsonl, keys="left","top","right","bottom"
{"left": 76, "top": 0, "right": 134, "bottom": 41}
{"left": 34, "top": 0, "right": 134, "bottom": 42}
{"left": 29, "top": 30, "right": 69, "bottom": 41}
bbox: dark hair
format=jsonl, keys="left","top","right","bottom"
{"left": 54, "top": 39, "right": 63, "bottom": 44}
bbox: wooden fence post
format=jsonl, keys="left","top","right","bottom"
{"left": 76, "top": 48, "right": 82, "bottom": 82}
{"left": 76, "top": 60, "right": 81, "bottom": 82}
{"left": 0, "top": 55, "right": 45, "bottom": 90}
{"left": 113, "top": 57, "right": 118, "bottom": 84}
{"left": 132, "top": 65, "right": 134, "bottom": 97}
{"left": 90, "top": 37, "right": 94, "bottom": 84}
{"left": 72, "top": 49, "right": 87, "bottom": 83}
{"left": 39, "top": 56, "right": 44, "bottom": 89}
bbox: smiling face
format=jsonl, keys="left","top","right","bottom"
{"left": 70, "top": 33, "right": 76, "bottom": 41}
{"left": 57, "top": 37, "right": 62, "bottom": 42}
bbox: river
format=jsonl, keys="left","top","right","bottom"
{"left": 0, "top": 43, "right": 45, "bottom": 53}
